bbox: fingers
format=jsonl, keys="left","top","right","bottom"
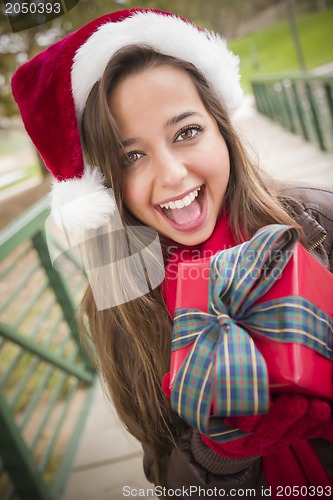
{"left": 220, "top": 395, "right": 333, "bottom": 457}
{"left": 307, "top": 398, "right": 331, "bottom": 421}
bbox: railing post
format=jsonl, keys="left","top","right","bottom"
{"left": 252, "top": 83, "right": 262, "bottom": 113}
{"left": 262, "top": 84, "right": 275, "bottom": 120}
{"left": 281, "top": 81, "right": 296, "bottom": 134}
{"left": 0, "top": 198, "right": 96, "bottom": 500}
{"left": 0, "top": 322, "right": 94, "bottom": 383}
{"left": 252, "top": 73, "right": 333, "bottom": 153}
{"left": 291, "top": 81, "right": 310, "bottom": 141}
{"left": 31, "top": 229, "right": 94, "bottom": 373}
{"left": 269, "top": 84, "right": 282, "bottom": 124}
{"left": 305, "top": 82, "right": 326, "bottom": 151}
{"left": 0, "top": 392, "right": 53, "bottom": 500}
{"left": 324, "top": 83, "right": 333, "bottom": 127}
{"left": 255, "top": 83, "right": 266, "bottom": 115}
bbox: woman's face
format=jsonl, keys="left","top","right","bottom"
{"left": 109, "top": 64, "right": 230, "bottom": 246}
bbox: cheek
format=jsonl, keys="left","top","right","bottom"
{"left": 203, "top": 142, "right": 230, "bottom": 178}
{"left": 123, "top": 178, "right": 147, "bottom": 216}
{"left": 123, "top": 181, "right": 137, "bottom": 211}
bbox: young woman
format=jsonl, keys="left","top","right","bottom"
{"left": 12, "top": 9, "right": 333, "bottom": 497}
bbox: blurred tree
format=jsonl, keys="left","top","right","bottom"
{"left": 0, "top": 0, "right": 122, "bottom": 176}
{"left": 0, "top": 0, "right": 125, "bottom": 123}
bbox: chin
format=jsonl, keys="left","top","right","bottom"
{"left": 171, "top": 225, "right": 215, "bottom": 246}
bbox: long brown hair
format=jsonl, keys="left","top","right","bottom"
{"left": 80, "top": 45, "right": 301, "bottom": 484}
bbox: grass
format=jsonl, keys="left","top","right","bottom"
{"left": 228, "top": 7, "right": 333, "bottom": 93}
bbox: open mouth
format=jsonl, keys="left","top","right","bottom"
{"left": 155, "top": 185, "right": 207, "bottom": 232}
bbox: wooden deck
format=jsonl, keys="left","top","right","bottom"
{"left": 235, "top": 95, "right": 333, "bottom": 190}
{"left": 63, "top": 381, "right": 151, "bottom": 500}
{"left": 62, "top": 98, "right": 333, "bottom": 500}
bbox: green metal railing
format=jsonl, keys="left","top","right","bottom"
{"left": 251, "top": 73, "right": 333, "bottom": 153}
{"left": 0, "top": 197, "right": 96, "bottom": 500}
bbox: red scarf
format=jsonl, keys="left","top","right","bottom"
{"left": 163, "top": 213, "right": 333, "bottom": 496}
{"left": 163, "top": 212, "right": 237, "bottom": 319}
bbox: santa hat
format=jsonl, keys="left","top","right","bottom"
{"left": 11, "top": 9, "right": 243, "bottom": 232}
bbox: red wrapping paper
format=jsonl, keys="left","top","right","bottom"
{"left": 170, "top": 243, "right": 333, "bottom": 400}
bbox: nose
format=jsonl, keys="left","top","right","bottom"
{"left": 154, "top": 147, "right": 187, "bottom": 188}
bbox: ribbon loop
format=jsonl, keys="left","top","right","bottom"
{"left": 210, "top": 224, "right": 302, "bottom": 318}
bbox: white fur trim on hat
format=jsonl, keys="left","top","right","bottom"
{"left": 50, "top": 167, "right": 116, "bottom": 232}
{"left": 71, "top": 11, "right": 243, "bottom": 123}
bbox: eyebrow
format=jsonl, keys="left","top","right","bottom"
{"left": 121, "top": 137, "right": 139, "bottom": 149}
{"left": 166, "top": 111, "right": 202, "bottom": 127}
{"left": 120, "top": 111, "right": 202, "bottom": 149}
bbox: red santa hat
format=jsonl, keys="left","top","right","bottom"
{"left": 11, "top": 9, "right": 243, "bottom": 232}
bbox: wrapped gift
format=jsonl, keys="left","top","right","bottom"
{"left": 169, "top": 225, "right": 333, "bottom": 443}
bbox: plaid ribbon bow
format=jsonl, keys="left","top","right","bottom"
{"left": 171, "top": 225, "right": 333, "bottom": 443}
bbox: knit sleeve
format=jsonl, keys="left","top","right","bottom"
{"left": 142, "top": 429, "right": 266, "bottom": 493}
{"left": 191, "top": 430, "right": 259, "bottom": 475}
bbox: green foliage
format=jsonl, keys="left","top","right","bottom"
{"left": 229, "top": 6, "right": 333, "bottom": 93}
{"left": 0, "top": 0, "right": 124, "bottom": 120}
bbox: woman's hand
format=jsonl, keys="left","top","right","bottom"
{"left": 202, "top": 394, "right": 333, "bottom": 459}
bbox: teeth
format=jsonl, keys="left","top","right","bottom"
{"left": 184, "top": 196, "right": 191, "bottom": 206}
{"left": 160, "top": 187, "right": 201, "bottom": 210}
